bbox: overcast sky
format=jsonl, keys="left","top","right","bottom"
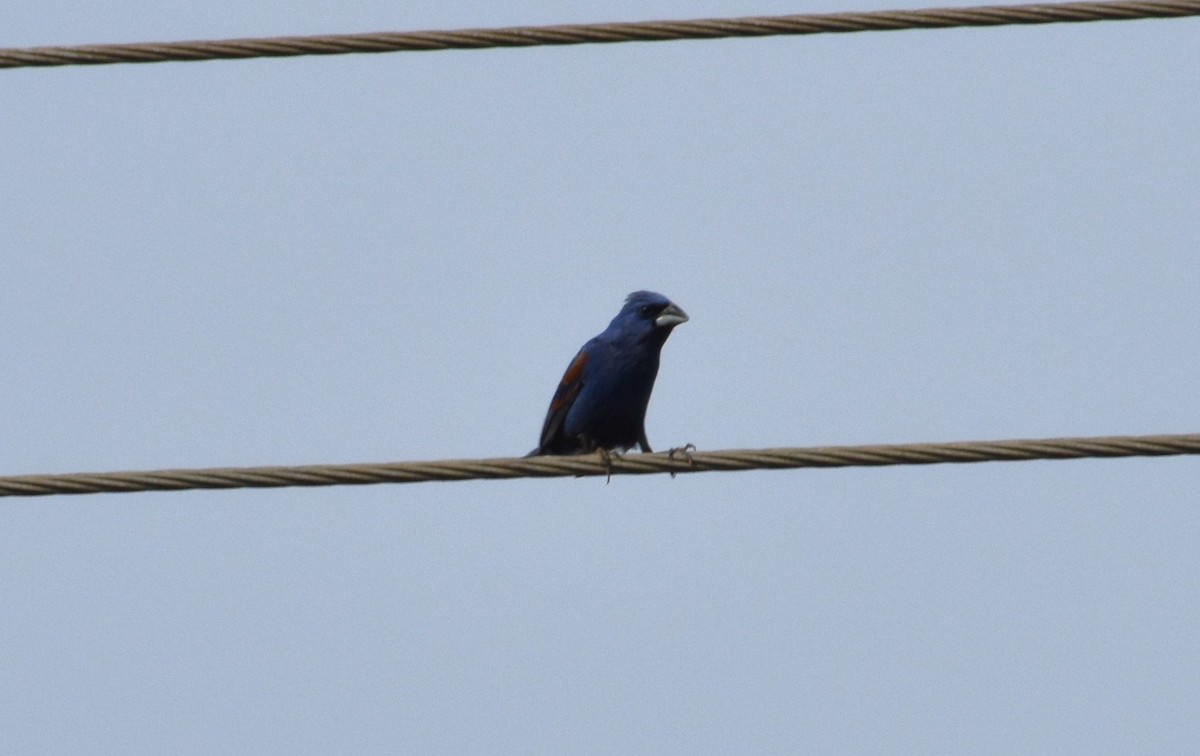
{"left": 2, "top": 1, "right": 1198, "bottom": 753}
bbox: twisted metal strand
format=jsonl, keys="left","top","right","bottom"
{"left": 1, "top": 1, "right": 1197, "bottom": 69}
{"left": 1, "top": 432, "right": 1196, "bottom": 498}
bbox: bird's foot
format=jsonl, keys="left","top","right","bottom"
{"left": 667, "top": 443, "right": 697, "bottom": 478}
{"left": 597, "top": 447, "right": 623, "bottom": 484}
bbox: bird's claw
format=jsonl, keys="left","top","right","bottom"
{"left": 598, "top": 447, "right": 623, "bottom": 484}
{"left": 667, "top": 443, "right": 697, "bottom": 478}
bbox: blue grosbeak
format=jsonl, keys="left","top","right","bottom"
{"left": 528, "top": 291, "right": 688, "bottom": 456}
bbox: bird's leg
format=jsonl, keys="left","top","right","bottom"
{"left": 596, "top": 447, "right": 625, "bottom": 484}
{"left": 597, "top": 447, "right": 612, "bottom": 483}
{"left": 667, "top": 443, "right": 697, "bottom": 479}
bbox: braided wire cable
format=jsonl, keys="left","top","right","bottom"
{"left": 1, "top": 433, "right": 1197, "bottom": 498}
{"left": 1, "top": 1, "right": 1197, "bottom": 69}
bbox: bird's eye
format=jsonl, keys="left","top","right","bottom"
{"left": 640, "top": 306, "right": 650, "bottom": 315}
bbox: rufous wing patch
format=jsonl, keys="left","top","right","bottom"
{"left": 538, "top": 351, "right": 587, "bottom": 448}
{"left": 549, "top": 351, "right": 587, "bottom": 413}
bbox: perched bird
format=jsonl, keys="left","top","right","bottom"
{"left": 528, "top": 291, "right": 688, "bottom": 457}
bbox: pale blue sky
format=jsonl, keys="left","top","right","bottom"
{"left": 2, "top": 2, "right": 1198, "bottom": 753}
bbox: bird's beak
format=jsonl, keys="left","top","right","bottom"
{"left": 655, "top": 302, "right": 689, "bottom": 328}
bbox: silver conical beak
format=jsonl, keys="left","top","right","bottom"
{"left": 655, "top": 302, "right": 689, "bottom": 328}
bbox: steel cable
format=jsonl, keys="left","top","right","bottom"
{"left": 1, "top": 1, "right": 1197, "bottom": 69}
{"left": 1, "top": 432, "right": 1196, "bottom": 498}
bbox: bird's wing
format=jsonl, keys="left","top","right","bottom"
{"left": 537, "top": 349, "right": 588, "bottom": 451}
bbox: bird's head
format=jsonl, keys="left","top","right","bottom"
{"left": 609, "top": 290, "right": 689, "bottom": 342}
